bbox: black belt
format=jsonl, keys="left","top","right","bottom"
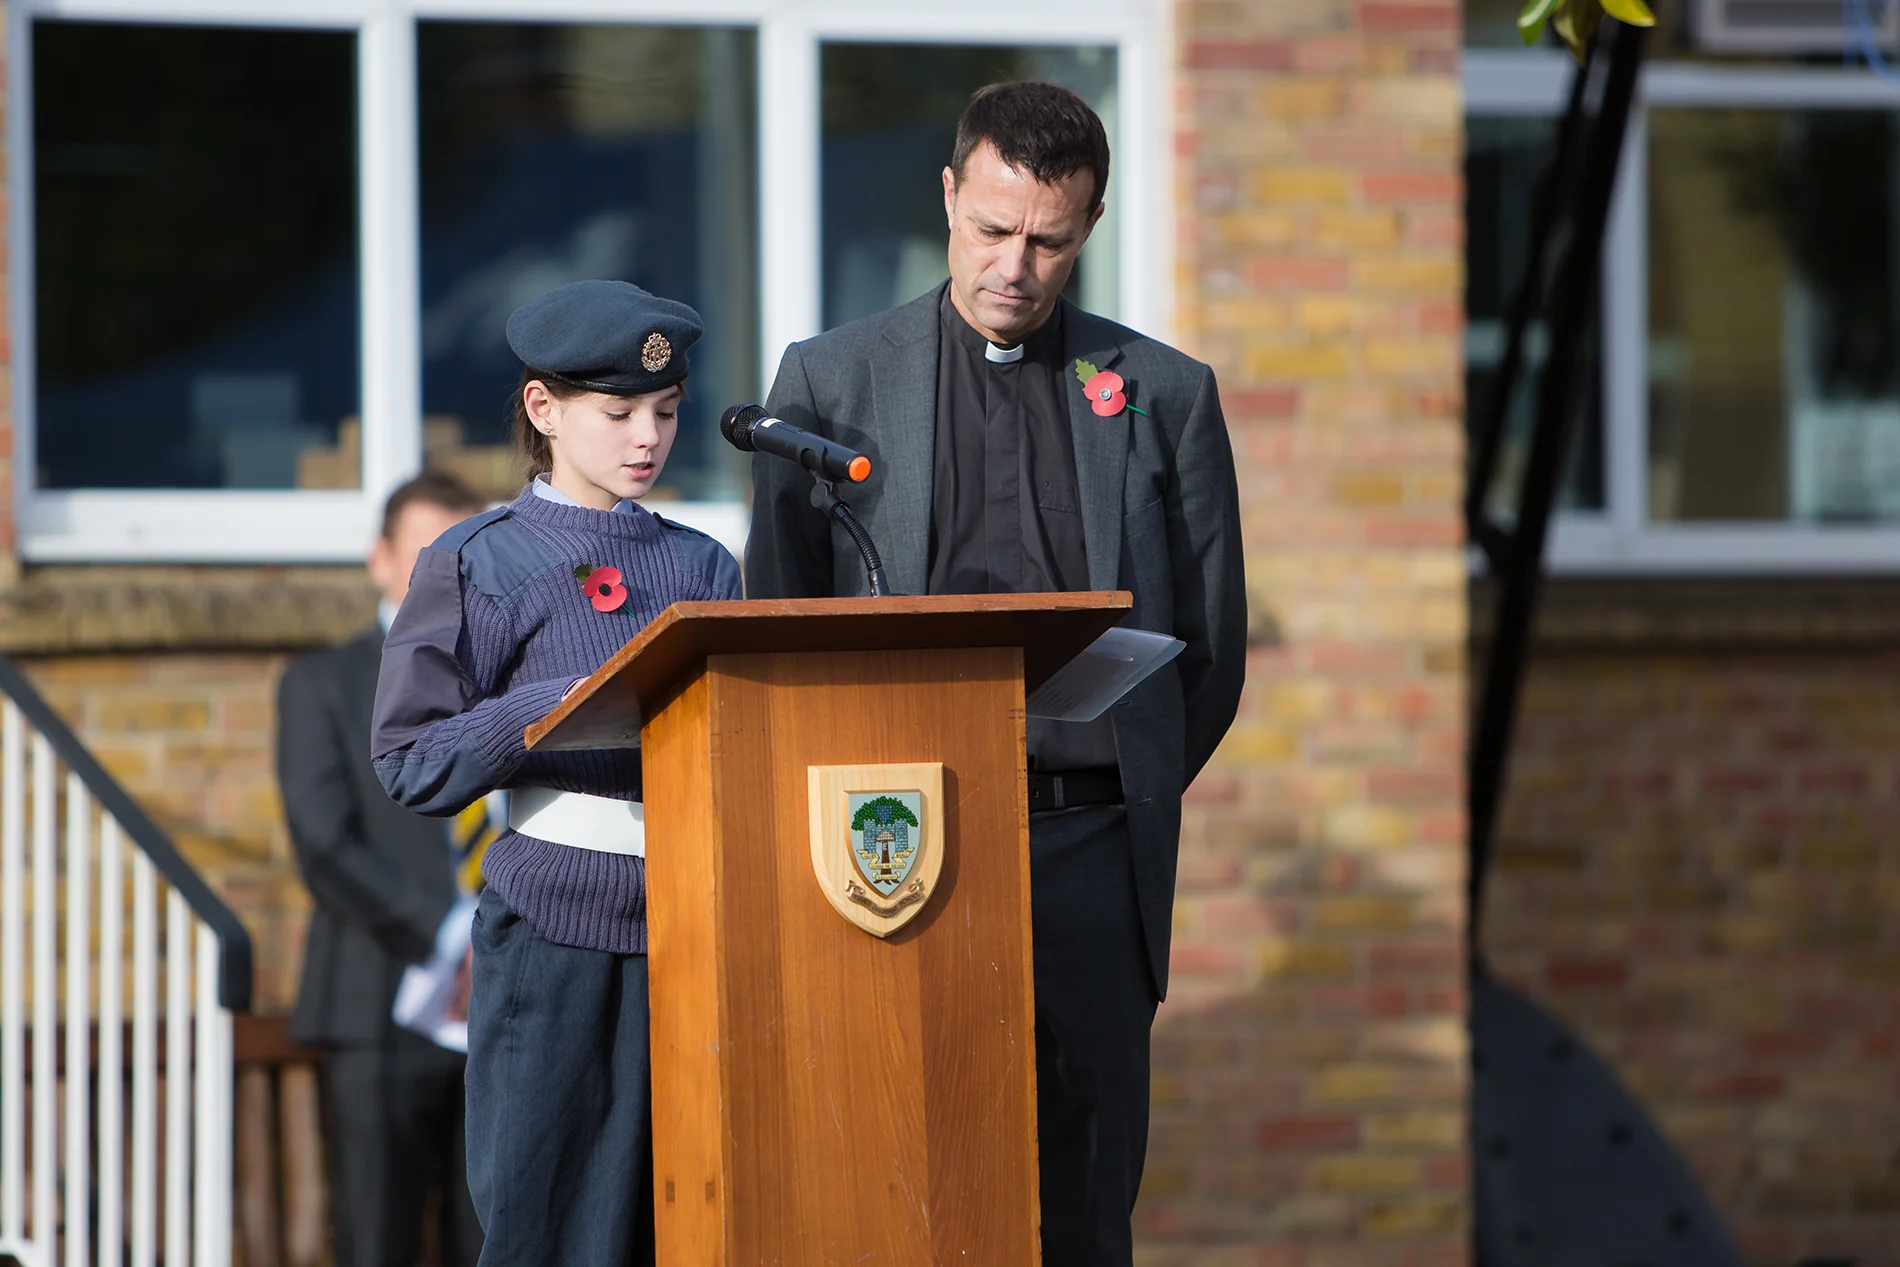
{"left": 1026, "top": 768, "right": 1123, "bottom": 814}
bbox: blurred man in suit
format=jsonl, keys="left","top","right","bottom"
{"left": 278, "top": 471, "right": 488, "bottom": 1267}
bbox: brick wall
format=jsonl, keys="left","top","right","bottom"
{"left": 1486, "top": 647, "right": 1900, "bottom": 1267}
{"left": 1148, "top": 0, "right": 1468, "bottom": 1261}
{"left": 20, "top": 653, "right": 309, "bottom": 1012}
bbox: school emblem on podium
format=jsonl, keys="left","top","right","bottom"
{"left": 807, "top": 763, "right": 944, "bottom": 937}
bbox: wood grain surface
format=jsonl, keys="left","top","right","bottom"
{"left": 644, "top": 647, "right": 1040, "bottom": 1266}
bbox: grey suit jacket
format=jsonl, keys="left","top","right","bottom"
{"left": 746, "top": 283, "right": 1246, "bottom": 996}
{"left": 278, "top": 627, "right": 460, "bottom": 1047}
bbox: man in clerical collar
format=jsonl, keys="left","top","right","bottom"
{"left": 745, "top": 80, "right": 1246, "bottom": 1265}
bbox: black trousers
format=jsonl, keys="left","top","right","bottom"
{"left": 322, "top": 1027, "right": 482, "bottom": 1267}
{"left": 1029, "top": 805, "right": 1160, "bottom": 1267}
{"left": 465, "top": 888, "right": 655, "bottom": 1267}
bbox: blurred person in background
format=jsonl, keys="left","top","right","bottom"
{"left": 277, "top": 471, "right": 489, "bottom": 1267}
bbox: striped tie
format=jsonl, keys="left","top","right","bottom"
{"left": 449, "top": 796, "right": 498, "bottom": 897}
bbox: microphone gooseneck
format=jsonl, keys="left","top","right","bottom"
{"left": 810, "top": 477, "right": 891, "bottom": 598}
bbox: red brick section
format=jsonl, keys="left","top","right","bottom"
{"left": 1487, "top": 651, "right": 1900, "bottom": 1266}
{"left": 1149, "top": 0, "right": 1466, "bottom": 1262}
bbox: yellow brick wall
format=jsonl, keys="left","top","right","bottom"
{"left": 1148, "top": 0, "right": 1468, "bottom": 1261}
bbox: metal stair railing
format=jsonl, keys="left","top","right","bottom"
{"left": 0, "top": 651, "right": 253, "bottom": 1267}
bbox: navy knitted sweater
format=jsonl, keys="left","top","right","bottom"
{"left": 371, "top": 485, "right": 742, "bottom": 954}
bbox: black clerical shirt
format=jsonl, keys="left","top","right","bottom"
{"left": 928, "top": 288, "right": 1118, "bottom": 772}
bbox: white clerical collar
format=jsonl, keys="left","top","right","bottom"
{"left": 985, "top": 341, "right": 1025, "bottom": 364}
{"left": 533, "top": 473, "right": 635, "bottom": 515}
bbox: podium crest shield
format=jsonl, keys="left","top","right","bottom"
{"left": 807, "top": 763, "right": 944, "bottom": 937}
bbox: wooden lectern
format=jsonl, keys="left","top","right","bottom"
{"left": 525, "top": 592, "right": 1132, "bottom": 1266}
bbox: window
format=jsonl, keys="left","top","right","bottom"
{"left": 10, "top": 0, "right": 1160, "bottom": 563}
{"left": 819, "top": 42, "right": 1117, "bottom": 331}
{"left": 33, "top": 23, "right": 358, "bottom": 492}
{"left": 1648, "top": 104, "right": 1900, "bottom": 524}
{"left": 1465, "top": 52, "right": 1900, "bottom": 571}
{"left": 415, "top": 21, "right": 758, "bottom": 506}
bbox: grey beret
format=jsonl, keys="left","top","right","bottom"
{"left": 504, "top": 280, "right": 703, "bottom": 395}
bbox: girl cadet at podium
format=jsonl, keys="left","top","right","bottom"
{"left": 369, "top": 279, "right": 744, "bottom": 1267}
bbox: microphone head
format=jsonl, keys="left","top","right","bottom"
{"left": 719, "top": 404, "right": 770, "bottom": 451}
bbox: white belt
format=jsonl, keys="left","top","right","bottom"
{"left": 508, "top": 788, "right": 645, "bottom": 857}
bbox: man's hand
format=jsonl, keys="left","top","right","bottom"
{"left": 447, "top": 945, "right": 474, "bottom": 1024}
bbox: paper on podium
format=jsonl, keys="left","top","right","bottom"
{"left": 1026, "top": 626, "right": 1185, "bottom": 723}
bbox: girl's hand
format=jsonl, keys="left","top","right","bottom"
{"left": 447, "top": 946, "right": 474, "bottom": 1024}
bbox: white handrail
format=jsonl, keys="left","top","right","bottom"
{"left": 0, "top": 694, "right": 238, "bottom": 1267}
{"left": 64, "top": 775, "right": 90, "bottom": 1267}
{"left": 97, "top": 818, "right": 123, "bottom": 1267}
{"left": 130, "top": 851, "right": 157, "bottom": 1267}
{"left": 2, "top": 703, "right": 24, "bottom": 1247}
{"left": 32, "top": 735, "right": 54, "bottom": 1265}
{"left": 165, "top": 892, "right": 190, "bottom": 1267}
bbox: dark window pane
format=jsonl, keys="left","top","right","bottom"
{"left": 33, "top": 22, "right": 359, "bottom": 490}
{"left": 1648, "top": 107, "right": 1900, "bottom": 523}
{"left": 1465, "top": 113, "right": 1605, "bottom": 518}
{"left": 418, "top": 22, "right": 758, "bottom": 503}
{"left": 820, "top": 44, "right": 1117, "bottom": 332}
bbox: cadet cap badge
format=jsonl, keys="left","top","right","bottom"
{"left": 641, "top": 331, "right": 672, "bottom": 374}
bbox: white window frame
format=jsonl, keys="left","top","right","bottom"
{"left": 1468, "top": 49, "right": 1900, "bottom": 574}
{"left": 7, "top": 0, "right": 1166, "bottom": 563}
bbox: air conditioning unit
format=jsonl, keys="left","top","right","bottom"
{"left": 1692, "top": 0, "right": 1899, "bottom": 53}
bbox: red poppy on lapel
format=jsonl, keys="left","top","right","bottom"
{"left": 1074, "top": 358, "right": 1149, "bottom": 418}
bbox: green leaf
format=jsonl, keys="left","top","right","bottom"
{"left": 1074, "top": 358, "right": 1100, "bottom": 386}
{"left": 573, "top": 564, "right": 594, "bottom": 580}
{"left": 1551, "top": 0, "right": 1602, "bottom": 60}
{"left": 1516, "top": 0, "right": 1562, "bottom": 43}
{"left": 1599, "top": 0, "right": 1656, "bottom": 26}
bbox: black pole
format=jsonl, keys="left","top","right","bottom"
{"left": 1464, "top": 57, "right": 1592, "bottom": 562}
{"left": 1468, "top": 19, "right": 1647, "bottom": 958}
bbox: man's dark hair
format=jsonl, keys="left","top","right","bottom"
{"left": 950, "top": 81, "right": 1110, "bottom": 212}
{"left": 381, "top": 469, "right": 484, "bottom": 540}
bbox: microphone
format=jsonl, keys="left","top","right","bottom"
{"left": 719, "top": 404, "right": 871, "bottom": 484}
{"left": 720, "top": 402, "right": 890, "bottom": 598}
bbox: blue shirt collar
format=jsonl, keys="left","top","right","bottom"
{"left": 533, "top": 473, "right": 636, "bottom": 515}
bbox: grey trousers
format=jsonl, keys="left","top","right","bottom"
{"left": 323, "top": 1028, "right": 482, "bottom": 1267}
{"left": 1029, "top": 805, "right": 1160, "bottom": 1267}
{"left": 465, "top": 888, "right": 655, "bottom": 1267}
